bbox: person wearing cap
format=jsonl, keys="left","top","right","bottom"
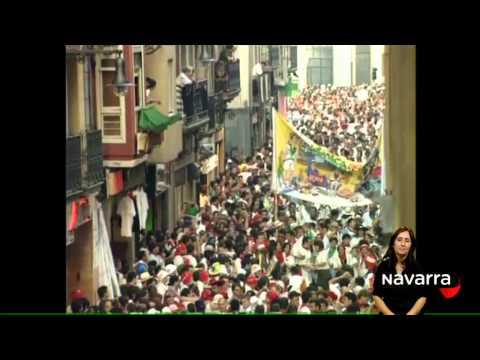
{"left": 135, "top": 250, "right": 149, "bottom": 275}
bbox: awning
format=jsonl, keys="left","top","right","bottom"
{"left": 139, "top": 106, "right": 181, "bottom": 133}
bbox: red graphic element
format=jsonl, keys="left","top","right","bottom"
{"left": 439, "top": 277, "right": 462, "bottom": 299}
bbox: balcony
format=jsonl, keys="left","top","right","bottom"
{"left": 84, "top": 130, "right": 105, "bottom": 189}
{"left": 66, "top": 130, "right": 105, "bottom": 199}
{"left": 208, "top": 93, "right": 224, "bottom": 130}
{"left": 215, "top": 59, "right": 241, "bottom": 101}
{"left": 183, "top": 80, "right": 210, "bottom": 132}
{"left": 66, "top": 135, "right": 82, "bottom": 197}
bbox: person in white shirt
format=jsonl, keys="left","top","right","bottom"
{"left": 311, "top": 240, "right": 331, "bottom": 291}
{"left": 327, "top": 237, "right": 342, "bottom": 277}
{"left": 291, "top": 229, "right": 305, "bottom": 266}
{"left": 316, "top": 222, "right": 330, "bottom": 250}
{"left": 148, "top": 244, "right": 164, "bottom": 269}
{"left": 297, "top": 238, "right": 312, "bottom": 286}
{"left": 288, "top": 266, "right": 306, "bottom": 294}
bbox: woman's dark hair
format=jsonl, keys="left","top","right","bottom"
{"left": 180, "top": 288, "right": 190, "bottom": 297}
{"left": 382, "top": 226, "right": 417, "bottom": 271}
{"left": 187, "top": 303, "right": 196, "bottom": 313}
{"left": 313, "top": 240, "right": 324, "bottom": 250}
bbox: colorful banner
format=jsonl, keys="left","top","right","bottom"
{"left": 273, "top": 110, "right": 380, "bottom": 199}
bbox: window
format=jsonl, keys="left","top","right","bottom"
{"left": 270, "top": 46, "right": 280, "bottom": 67}
{"left": 307, "top": 46, "right": 333, "bottom": 86}
{"left": 180, "top": 45, "right": 195, "bottom": 70}
{"left": 290, "top": 46, "right": 297, "bottom": 69}
{"left": 356, "top": 45, "right": 371, "bottom": 85}
{"left": 95, "top": 54, "right": 127, "bottom": 143}
{"left": 181, "top": 45, "right": 187, "bottom": 69}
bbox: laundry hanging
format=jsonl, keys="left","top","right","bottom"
{"left": 116, "top": 195, "right": 136, "bottom": 237}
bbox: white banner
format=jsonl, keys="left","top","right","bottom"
{"left": 201, "top": 154, "right": 219, "bottom": 174}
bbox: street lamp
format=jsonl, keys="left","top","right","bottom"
{"left": 108, "top": 55, "right": 134, "bottom": 97}
{"left": 199, "top": 45, "right": 215, "bottom": 64}
{"left": 66, "top": 45, "right": 134, "bottom": 96}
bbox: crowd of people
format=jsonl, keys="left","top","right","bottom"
{"left": 287, "top": 83, "right": 385, "bottom": 164}
{"left": 69, "top": 140, "right": 388, "bottom": 315}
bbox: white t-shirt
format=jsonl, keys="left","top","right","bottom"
{"left": 328, "top": 250, "right": 342, "bottom": 270}
{"left": 298, "top": 247, "right": 311, "bottom": 268}
{"left": 313, "top": 250, "right": 329, "bottom": 270}
{"left": 288, "top": 274, "right": 304, "bottom": 293}
{"left": 292, "top": 238, "right": 305, "bottom": 264}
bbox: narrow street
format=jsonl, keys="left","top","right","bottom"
{"left": 66, "top": 45, "right": 417, "bottom": 314}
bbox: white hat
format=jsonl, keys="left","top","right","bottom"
{"left": 157, "top": 270, "right": 169, "bottom": 282}
{"left": 238, "top": 268, "right": 247, "bottom": 275}
{"left": 173, "top": 255, "right": 184, "bottom": 267}
{"left": 251, "top": 264, "right": 261, "bottom": 275}
{"left": 140, "top": 272, "right": 153, "bottom": 282}
{"left": 165, "top": 264, "right": 177, "bottom": 275}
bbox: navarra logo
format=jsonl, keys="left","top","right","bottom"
{"left": 382, "top": 273, "right": 452, "bottom": 286}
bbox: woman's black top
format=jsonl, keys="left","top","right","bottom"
{"left": 372, "top": 259, "right": 430, "bottom": 315}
